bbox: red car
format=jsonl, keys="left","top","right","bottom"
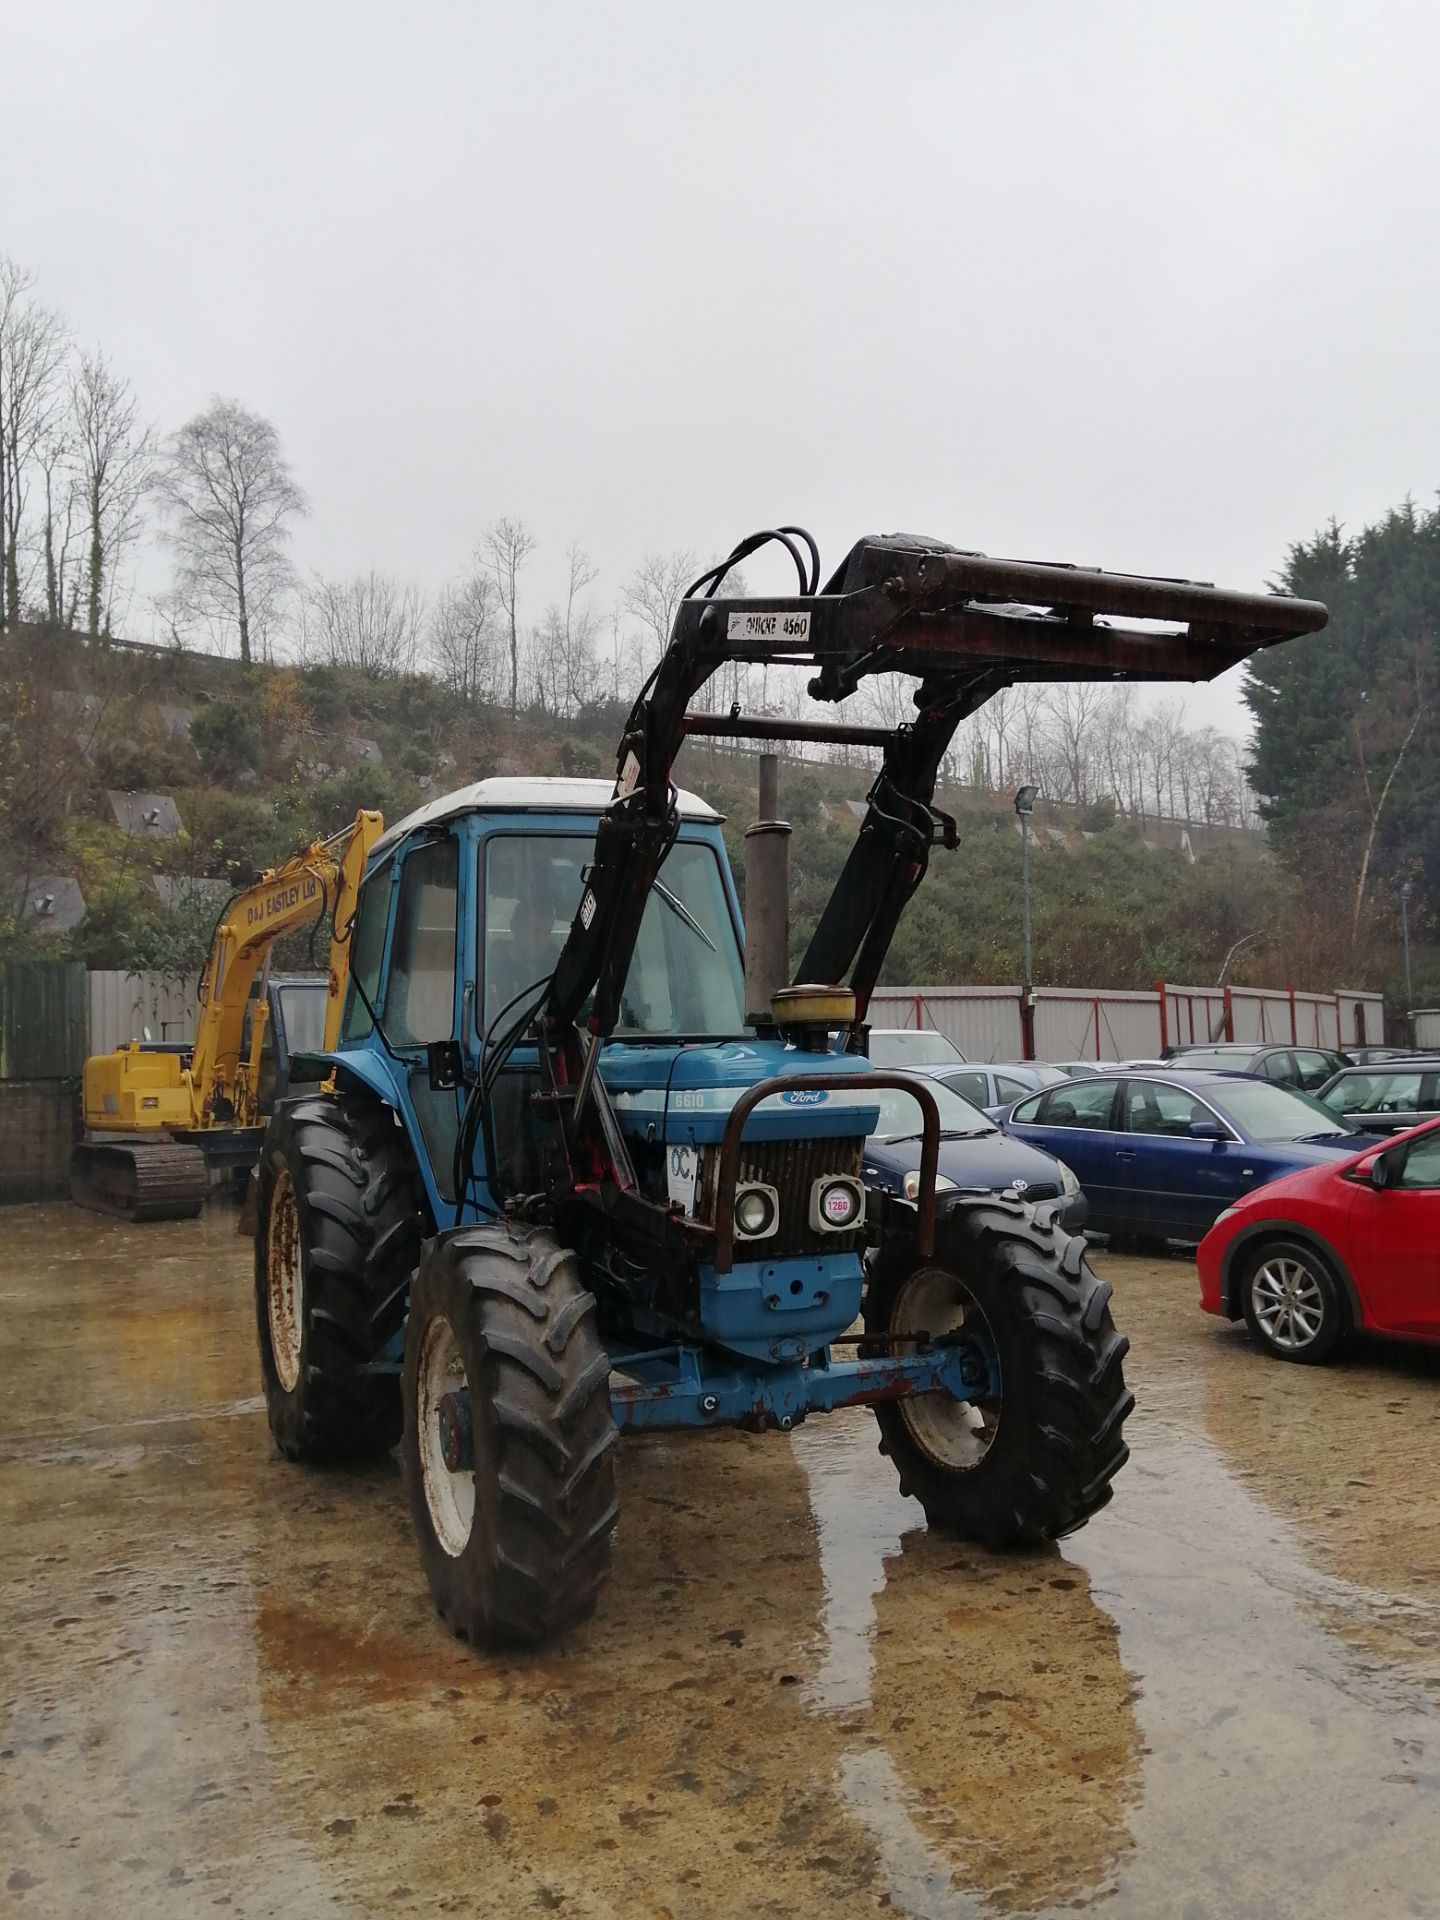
{"left": 1198, "top": 1115, "right": 1440, "bottom": 1363}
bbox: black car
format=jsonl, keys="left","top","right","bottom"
{"left": 1167, "top": 1042, "right": 1350, "bottom": 1093}
{"left": 860, "top": 1076, "right": 1088, "bottom": 1232}
{"left": 1315, "top": 1059, "right": 1440, "bottom": 1135}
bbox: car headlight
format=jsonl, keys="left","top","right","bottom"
{"left": 1211, "top": 1206, "right": 1238, "bottom": 1227}
{"left": 1056, "top": 1160, "right": 1080, "bottom": 1197}
{"left": 902, "top": 1171, "right": 958, "bottom": 1201}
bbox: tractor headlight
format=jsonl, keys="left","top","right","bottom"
{"left": 733, "top": 1182, "right": 779, "bottom": 1240}
{"left": 902, "top": 1171, "right": 958, "bottom": 1201}
{"left": 809, "top": 1174, "right": 867, "bottom": 1233}
{"left": 1056, "top": 1160, "right": 1080, "bottom": 1197}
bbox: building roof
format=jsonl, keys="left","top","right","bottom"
{"left": 370, "top": 777, "right": 721, "bottom": 861}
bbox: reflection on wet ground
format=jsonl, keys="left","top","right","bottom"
{"left": 1, "top": 1206, "right": 1438, "bottom": 1917}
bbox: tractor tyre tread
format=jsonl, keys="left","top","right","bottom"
{"left": 864, "top": 1192, "right": 1133, "bottom": 1546}
{"left": 255, "top": 1092, "right": 423, "bottom": 1464}
{"left": 403, "top": 1224, "right": 618, "bottom": 1649}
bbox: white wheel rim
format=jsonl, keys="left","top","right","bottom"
{"left": 417, "top": 1313, "right": 475, "bottom": 1557}
{"left": 1252, "top": 1256, "right": 1326, "bottom": 1351}
{"left": 891, "top": 1266, "right": 1001, "bottom": 1472}
{"left": 266, "top": 1166, "right": 303, "bottom": 1393}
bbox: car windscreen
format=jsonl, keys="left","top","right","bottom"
{"left": 866, "top": 1031, "right": 965, "bottom": 1070}
{"left": 869, "top": 1078, "right": 995, "bottom": 1140}
{"left": 1215, "top": 1079, "right": 1352, "bottom": 1141}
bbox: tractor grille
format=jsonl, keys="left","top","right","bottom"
{"left": 700, "top": 1135, "right": 866, "bottom": 1260}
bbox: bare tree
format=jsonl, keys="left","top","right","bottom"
{"left": 157, "top": 396, "right": 307, "bottom": 665}
{"left": 1135, "top": 697, "right": 1186, "bottom": 822}
{"left": 430, "top": 568, "right": 501, "bottom": 703}
{"left": 622, "top": 548, "right": 697, "bottom": 675}
{"left": 35, "top": 412, "right": 81, "bottom": 628}
{"left": 302, "top": 571, "right": 425, "bottom": 678}
{"left": 1041, "top": 681, "right": 1109, "bottom": 807}
{"left": 559, "top": 542, "right": 600, "bottom": 711}
{"left": 482, "top": 517, "right": 536, "bottom": 719}
{"left": 0, "top": 257, "right": 70, "bottom": 630}
{"left": 1096, "top": 686, "right": 1137, "bottom": 818}
{"left": 70, "top": 349, "right": 156, "bottom": 639}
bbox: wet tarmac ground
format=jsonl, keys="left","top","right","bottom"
{"left": 2, "top": 1205, "right": 1439, "bottom": 1919}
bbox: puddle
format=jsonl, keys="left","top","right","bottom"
{"left": 2, "top": 1209, "right": 1439, "bottom": 1918}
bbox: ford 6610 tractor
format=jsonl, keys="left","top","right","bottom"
{"left": 254, "top": 528, "right": 1325, "bottom": 1646}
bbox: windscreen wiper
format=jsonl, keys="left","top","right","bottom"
{"left": 652, "top": 877, "right": 716, "bottom": 953}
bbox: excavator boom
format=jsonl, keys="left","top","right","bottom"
{"left": 72, "top": 809, "right": 383, "bottom": 1219}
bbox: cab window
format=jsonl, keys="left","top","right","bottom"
{"left": 994, "top": 1073, "right": 1031, "bottom": 1103}
{"left": 341, "top": 866, "right": 394, "bottom": 1041}
{"left": 387, "top": 837, "right": 459, "bottom": 1046}
{"left": 1258, "top": 1051, "right": 1295, "bottom": 1082}
{"left": 1028, "top": 1080, "right": 1118, "bottom": 1129}
{"left": 482, "top": 833, "right": 745, "bottom": 1039}
{"left": 948, "top": 1070, "right": 991, "bottom": 1107}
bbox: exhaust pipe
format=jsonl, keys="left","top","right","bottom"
{"left": 744, "top": 753, "right": 791, "bottom": 1029}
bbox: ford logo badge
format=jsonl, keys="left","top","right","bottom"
{"left": 780, "top": 1088, "right": 828, "bottom": 1105}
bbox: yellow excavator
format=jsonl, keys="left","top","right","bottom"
{"left": 71, "top": 810, "right": 384, "bottom": 1220}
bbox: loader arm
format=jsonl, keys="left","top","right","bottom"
{"left": 190, "top": 809, "right": 383, "bottom": 1126}
{"left": 544, "top": 530, "right": 1326, "bottom": 1055}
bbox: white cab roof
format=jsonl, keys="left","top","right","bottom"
{"left": 371, "top": 776, "right": 720, "bottom": 860}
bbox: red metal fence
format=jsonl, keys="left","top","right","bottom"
{"left": 871, "top": 981, "right": 1386, "bottom": 1061}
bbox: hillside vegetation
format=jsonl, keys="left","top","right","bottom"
{"left": 0, "top": 618, "right": 1362, "bottom": 1000}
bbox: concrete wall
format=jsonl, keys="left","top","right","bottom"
{"left": 0, "top": 1081, "right": 79, "bottom": 1202}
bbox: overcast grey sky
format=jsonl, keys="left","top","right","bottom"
{"left": 11, "top": 0, "right": 1439, "bottom": 733}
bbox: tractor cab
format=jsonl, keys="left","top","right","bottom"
{"left": 326, "top": 777, "right": 886, "bottom": 1365}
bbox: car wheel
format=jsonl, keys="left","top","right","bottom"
{"left": 1241, "top": 1238, "right": 1350, "bottom": 1365}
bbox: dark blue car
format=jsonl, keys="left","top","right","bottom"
{"left": 1002, "top": 1069, "right": 1376, "bottom": 1243}
{"left": 861, "top": 1076, "right": 1089, "bottom": 1233}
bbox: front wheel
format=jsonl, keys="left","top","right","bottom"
{"left": 1241, "top": 1238, "right": 1350, "bottom": 1364}
{"left": 402, "top": 1224, "right": 619, "bottom": 1648}
{"left": 863, "top": 1196, "right": 1133, "bottom": 1545}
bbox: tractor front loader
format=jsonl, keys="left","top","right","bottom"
{"left": 252, "top": 528, "right": 1326, "bottom": 1646}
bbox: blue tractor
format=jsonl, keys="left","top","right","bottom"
{"left": 253, "top": 528, "right": 1325, "bottom": 1646}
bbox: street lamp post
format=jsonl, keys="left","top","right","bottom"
{"left": 1015, "top": 785, "right": 1038, "bottom": 1059}
{"left": 1400, "top": 881, "right": 1414, "bottom": 1031}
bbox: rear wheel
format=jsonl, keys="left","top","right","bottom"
{"left": 254, "top": 1093, "right": 422, "bottom": 1461}
{"left": 863, "top": 1195, "right": 1133, "bottom": 1545}
{"left": 1241, "top": 1237, "right": 1349, "bottom": 1364}
{"left": 403, "top": 1224, "right": 618, "bottom": 1648}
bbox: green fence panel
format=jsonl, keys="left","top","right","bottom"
{"left": 0, "top": 959, "right": 89, "bottom": 1080}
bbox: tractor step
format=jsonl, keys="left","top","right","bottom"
{"left": 70, "top": 1140, "right": 208, "bottom": 1221}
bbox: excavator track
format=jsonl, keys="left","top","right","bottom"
{"left": 70, "top": 1140, "right": 208, "bottom": 1221}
